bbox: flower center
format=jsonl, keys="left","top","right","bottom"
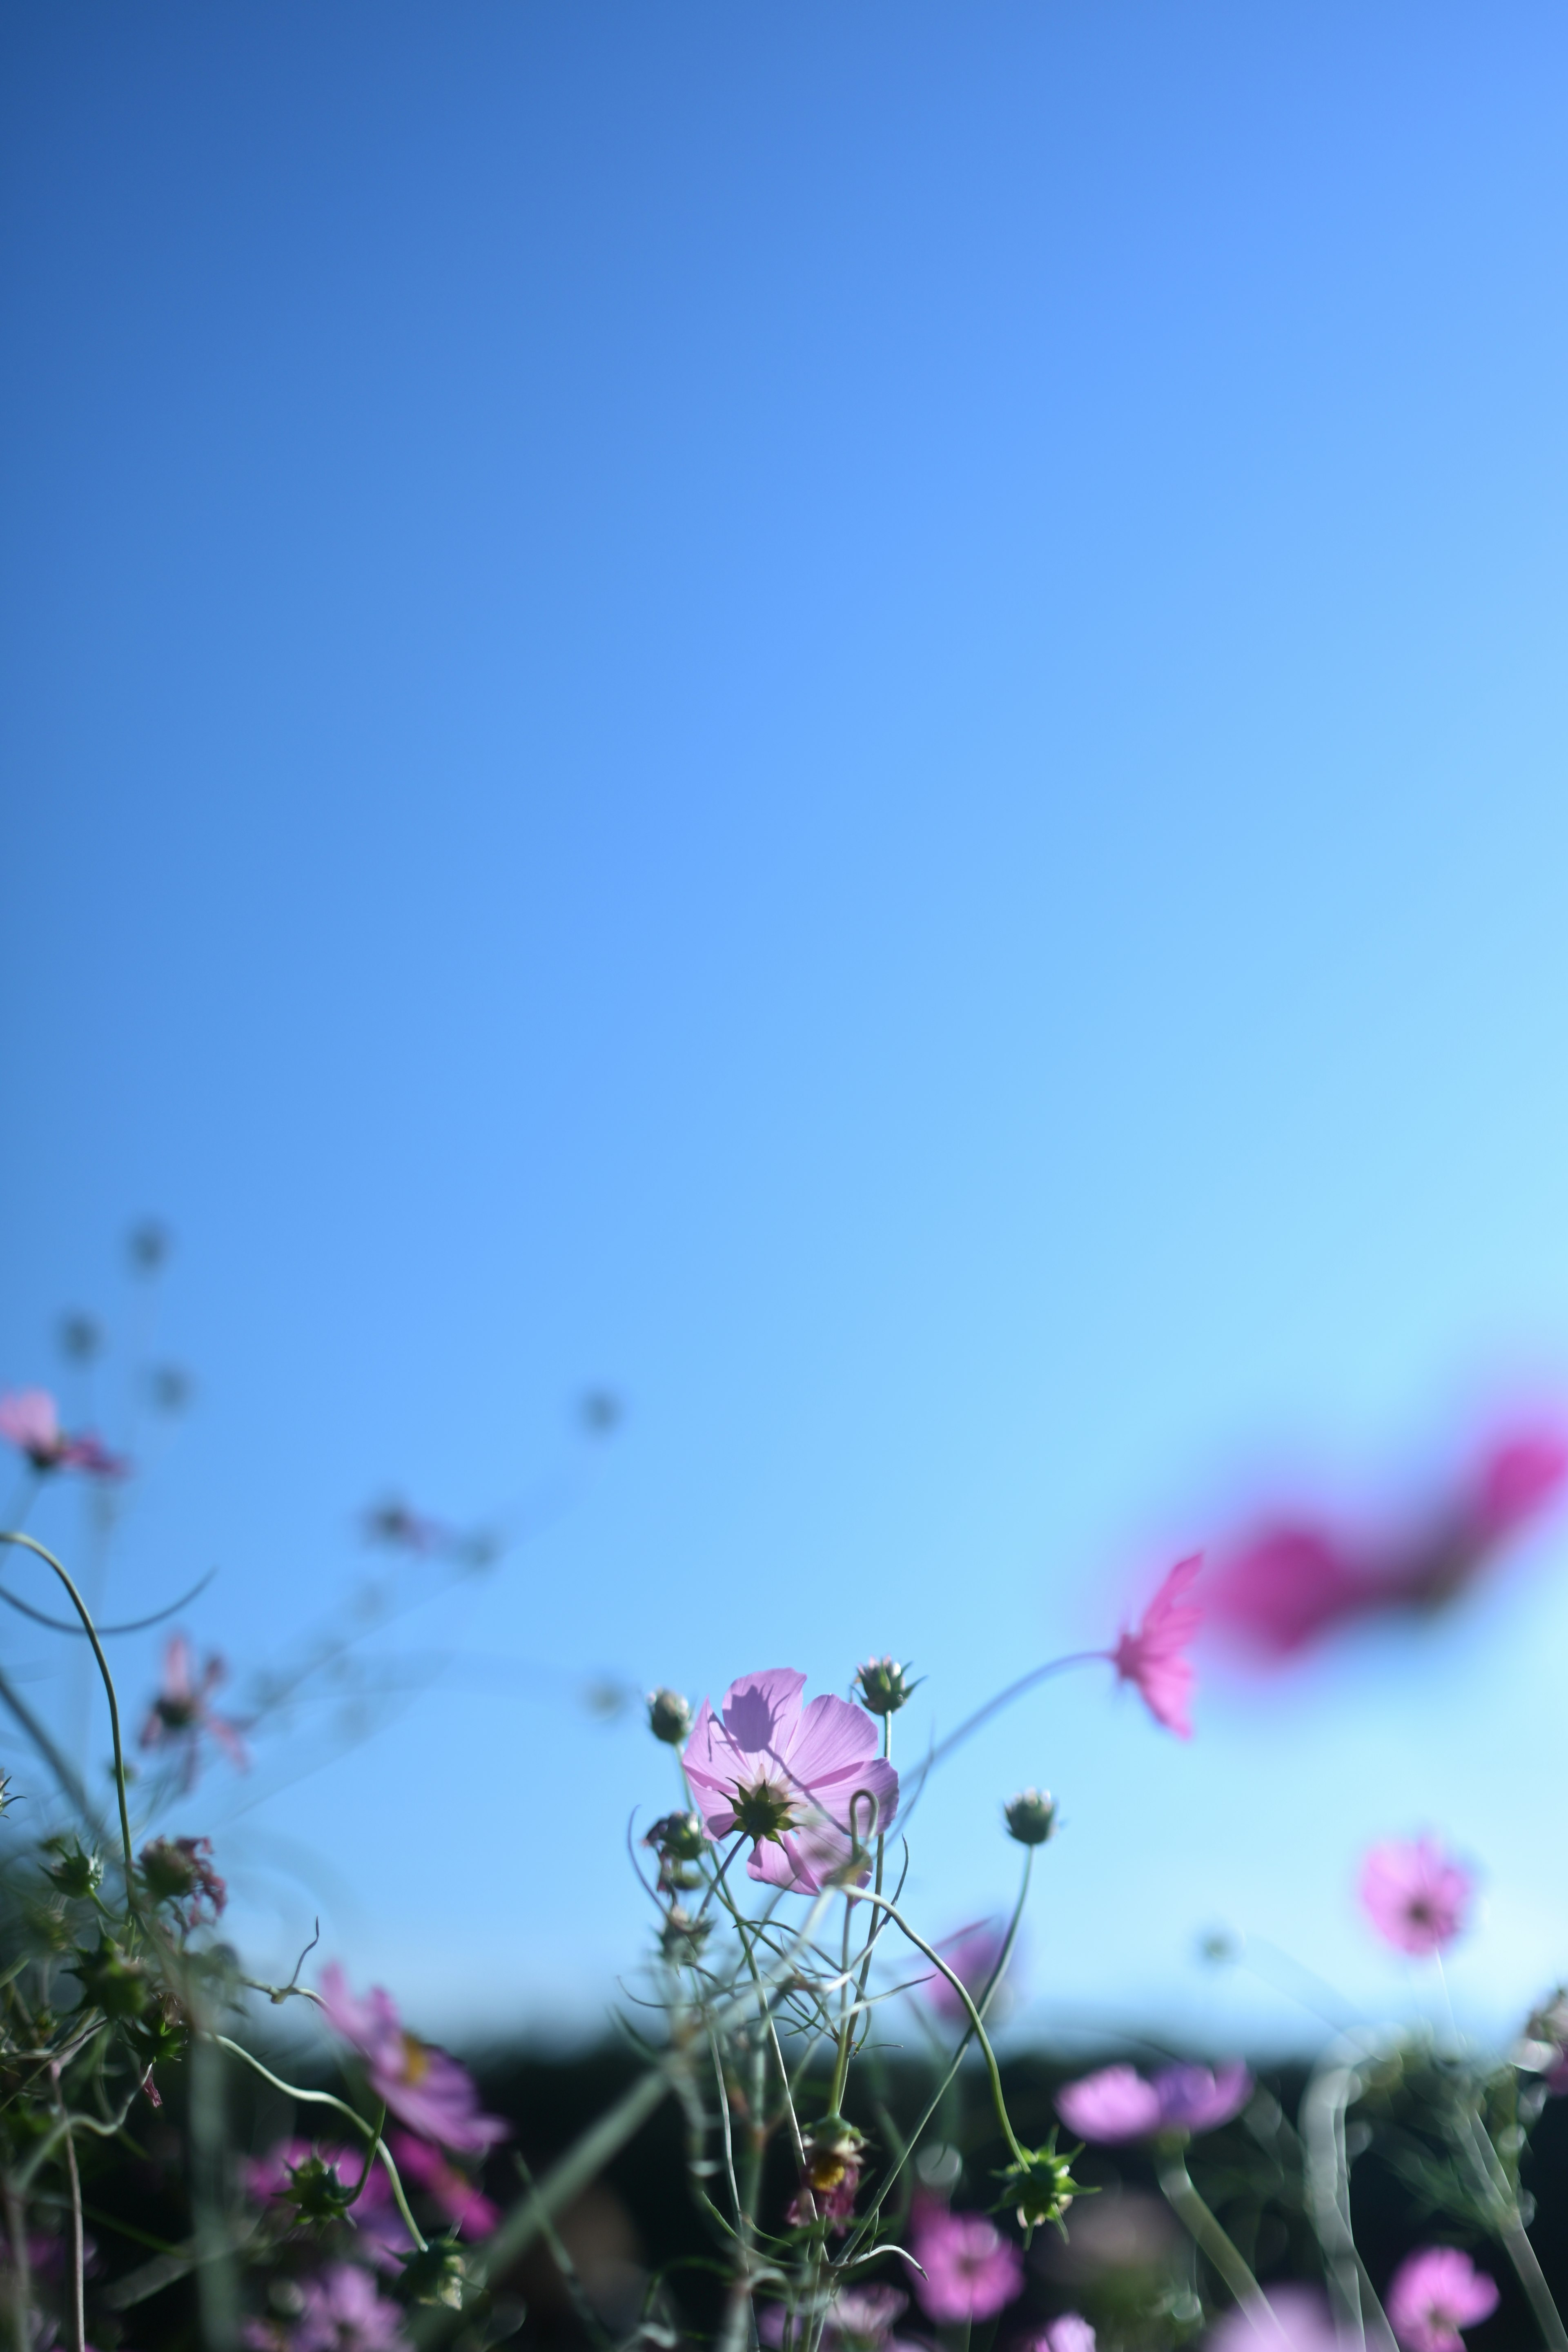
{"left": 732, "top": 1774, "right": 798, "bottom": 1844}
{"left": 401, "top": 2033, "right": 430, "bottom": 2085}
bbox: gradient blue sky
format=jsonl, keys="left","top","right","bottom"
{"left": 5, "top": 4, "right": 1568, "bottom": 2054}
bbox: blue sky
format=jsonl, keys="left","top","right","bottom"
{"left": 4, "top": 3, "right": 1568, "bottom": 2053}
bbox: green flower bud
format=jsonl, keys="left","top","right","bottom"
{"left": 994, "top": 2133, "right": 1092, "bottom": 2245}
{"left": 45, "top": 1838, "right": 103, "bottom": 1900}
{"left": 854, "top": 1658, "right": 922, "bottom": 1716}
{"left": 1004, "top": 1788, "right": 1058, "bottom": 1846}
{"left": 646, "top": 1688, "right": 693, "bottom": 1745}
{"left": 70, "top": 1935, "right": 149, "bottom": 2020}
{"left": 399, "top": 2236, "right": 467, "bottom": 2309}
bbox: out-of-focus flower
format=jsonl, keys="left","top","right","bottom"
{"left": 1385, "top": 2248, "right": 1499, "bottom": 2352}
{"left": 908, "top": 2199, "right": 1024, "bottom": 2323}
{"left": 785, "top": 2119, "right": 866, "bottom": 2229}
{"left": 925, "top": 1924, "right": 1012, "bottom": 2025}
{"left": 647, "top": 1687, "right": 693, "bottom": 1745}
{"left": 388, "top": 2132, "right": 498, "bottom": 2237}
{"left": 1005, "top": 1789, "right": 1058, "bottom": 1846}
{"left": 362, "top": 1499, "right": 452, "bottom": 1556}
{"left": 1025, "top": 2319, "right": 1097, "bottom": 2352}
{"left": 1055, "top": 2061, "right": 1251, "bottom": 2143}
{"left": 138, "top": 1636, "right": 249, "bottom": 1785}
{"left": 140, "top": 1835, "right": 227, "bottom": 1927}
{"left": 855, "top": 1657, "right": 920, "bottom": 1716}
{"left": 292, "top": 2260, "right": 409, "bottom": 2350}
{"left": 644, "top": 1810, "right": 707, "bottom": 1892}
{"left": 1359, "top": 1838, "right": 1473, "bottom": 1957}
{"left": 1207, "top": 1426, "right": 1568, "bottom": 1660}
{"left": 1206, "top": 2287, "right": 1348, "bottom": 2347}
{"left": 0, "top": 1388, "right": 128, "bottom": 1478}
{"left": 1111, "top": 1557, "right": 1202, "bottom": 1736}
{"left": 683, "top": 1668, "right": 900, "bottom": 1894}
{"left": 318, "top": 1966, "right": 507, "bottom": 2155}
{"left": 760, "top": 2284, "right": 920, "bottom": 2352}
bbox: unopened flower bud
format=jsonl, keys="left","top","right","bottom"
{"left": 854, "top": 1657, "right": 921, "bottom": 1716}
{"left": 645, "top": 1811, "right": 706, "bottom": 1862}
{"left": 647, "top": 1687, "right": 693, "bottom": 1745}
{"left": 45, "top": 1838, "right": 102, "bottom": 1899}
{"left": 994, "top": 2133, "right": 1089, "bottom": 2245}
{"left": 1004, "top": 1788, "right": 1058, "bottom": 1846}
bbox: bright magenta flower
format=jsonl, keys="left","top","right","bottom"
{"left": 1208, "top": 1425, "right": 1568, "bottom": 1659}
{"left": 1385, "top": 2248, "right": 1499, "bottom": 2352}
{"left": 318, "top": 1966, "right": 508, "bottom": 2155}
{"left": 1359, "top": 1837, "right": 1473, "bottom": 1957}
{"left": 1110, "top": 1557, "right": 1202, "bottom": 1736}
{"left": 138, "top": 1635, "right": 249, "bottom": 1786}
{"left": 1055, "top": 2060, "right": 1250, "bottom": 2142}
{"left": 0, "top": 1388, "right": 128, "bottom": 1479}
{"left": 683, "top": 1668, "right": 900, "bottom": 1893}
{"left": 908, "top": 2200, "right": 1023, "bottom": 2324}
{"left": 388, "top": 2131, "right": 499, "bottom": 2236}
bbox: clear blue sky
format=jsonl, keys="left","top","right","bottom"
{"left": 5, "top": 4, "right": 1568, "bottom": 2054}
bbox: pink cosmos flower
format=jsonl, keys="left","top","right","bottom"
{"left": 294, "top": 2261, "right": 408, "bottom": 2351}
{"left": 1055, "top": 2060, "right": 1251, "bottom": 2143}
{"left": 1207, "top": 1425, "right": 1568, "bottom": 1660}
{"left": 1359, "top": 1838, "right": 1473, "bottom": 1957}
{"left": 318, "top": 1966, "right": 508, "bottom": 2155}
{"left": 760, "top": 2285, "right": 921, "bottom": 2352}
{"left": 0, "top": 1388, "right": 128, "bottom": 1479}
{"left": 1024, "top": 2319, "right": 1097, "bottom": 2352}
{"left": 1206, "top": 2287, "right": 1348, "bottom": 2348}
{"left": 387, "top": 2131, "right": 499, "bottom": 2237}
{"left": 925, "top": 1923, "right": 1014, "bottom": 2025}
{"left": 1385, "top": 2248, "right": 1499, "bottom": 2352}
{"left": 138, "top": 1635, "right": 250, "bottom": 1786}
{"left": 683, "top": 1668, "right": 900, "bottom": 1893}
{"left": 1111, "top": 1557, "right": 1202, "bottom": 1737}
{"left": 908, "top": 2200, "right": 1024, "bottom": 2324}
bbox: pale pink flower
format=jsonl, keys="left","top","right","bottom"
{"left": 908, "top": 2200, "right": 1023, "bottom": 2323}
{"left": 1111, "top": 1557, "right": 1202, "bottom": 1736}
{"left": 1055, "top": 2061, "right": 1250, "bottom": 2143}
{"left": 1206, "top": 2287, "right": 1347, "bottom": 2347}
{"left": 683, "top": 1668, "right": 900, "bottom": 1893}
{"left": 138, "top": 1635, "right": 249, "bottom": 1785}
{"left": 1385, "top": 2248, "right": 1499, "bottom": 2352}
{"left": 1359, "top": 1838, "right": 1473, "bottom": 1957}
{"left": 388, "top": 2131, "right": 498, "bottom": 2236}
{"left": 294, "top": 2261, "right": 408, "bottom": 2350}
{"left": 0, "top": 1388, "right": 128, "bottom": 1478}
{"left": 1208, "top": 1424, "right": 1568, "bottom": 1659}
{"left": 760, "top": 2285, "right": 920, "bottom": 2352}
{"left": 926, "top": 1923, "right": 1014, "bottom": 2025}
{"left": 1025, "top": 2319, "right": 1097, "bottom": 2352}
{"left": 318, "top": 1966, "right": 508, "bottom": 2155}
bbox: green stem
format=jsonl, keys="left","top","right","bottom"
{"left": 0, "top": 1534, "right": 134, "bottom": 1892}
{"left": 212, "top": 2038, "right": 427, "bottom": 2254}
{"left": 843, "top": 1889, "right": 1027, "bottom": 2164}
{"left": 1156, "top": 2154, "right": 1281, "bottom": 2334}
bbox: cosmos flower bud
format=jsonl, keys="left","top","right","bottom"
{"left": 660, "top": 1906, "right": 711, "bottom": 1962}
{"left": 786, "top": 2118, "right": 866, "bottom": 2228}
{"left": 854, "top": 1657, "right": 921, "bottom": 1715}
{"left": 70, "top": 1935, "right": 150, "bottom": 2020}
{"left": 647, "top": 1687, "right": 694, "bottom": 1744}
{"left": 1004, "top": 1789, "right": 1058, "bottom": 1846}
{"left": 45, "top": 1838, "right": 102, "bottom": 1899}
{"left": 994, "top": 2134, "right": 1090, "bottom": 2245}
{"left": 645, "top": 1811, "right": 706, "bottom": 1862}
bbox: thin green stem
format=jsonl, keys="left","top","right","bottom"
{"left": 907, "top": 1652, "right": 1104, "bottom": 1800}
{"left": 1156, "top": 2154, "right": 1282, "bottom": 2336}
{"left": 0, "top": 1534, "right": 134, "bottom": 1892}
{"left": 843, "top": 1889, "right": 1026, "bottom": 2165}
{"left": 212, "top": 2038, "right": 427, "bottom": 2253}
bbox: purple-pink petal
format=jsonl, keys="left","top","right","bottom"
{"left": 1055, "top": 2064, "right": 1165, "bottom": 2143}
{"left": 1153, "top": 2061, "right": 1252, "bottom": 2134}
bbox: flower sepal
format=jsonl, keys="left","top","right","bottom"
{"left": 993, "top": 2132, "right": 1093, "bottom": 2246}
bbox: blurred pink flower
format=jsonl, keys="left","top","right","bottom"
{"left": 138, "top": 1635, "right": 249, "bottom": 1786}
{"left": 926, "top": 1923, "right": 1013, "bottom": 2025}
{"left": 295, "top": 2261, "right": 408, "bottom": 2351}
{"left": 1055, "top": 2060, "right": 1251, "bottom": 2143}
{"left": 1359, "top": 1838, "right": 1472, "bottom": 1957}
{"left": 388, "top": 2130, "right": 498, "bottom": 2236}
{"left": 908, "top": 2200, "right": 1024, "bottom": 2323}
{"left": 0, "top": 1388, "right": 128, "bottom": 1479}
{"left": 1206, "top": 2287, "right": 1347, "bottom": 2348}
{"left": 1025, "top": 2319, "right": 1097, "bottom": 2352}
{"left": 1111, "top": 1557, "right": 1202, "bottom": 1737}
{"left": 1385, "top": 2248, "right": 1499, "bottom": 2352}
{"left": 245, "top": 2139, "right": 393, "bottom": 2217}
{"left": 760, "top": 2285, "right": 920, "bottom": 2352}
{"left": 1207, "top": 1425, "right": 1568, "bottom": 1660}
{"left": 318, "top": 1966, "right": 508, "bottom": 2155}
{"left": 683, "top": 1668, "right": 900, "bottom": 1894}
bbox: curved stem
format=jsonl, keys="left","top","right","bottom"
{"left": 843, "top": 1889, "right": 1027, "bottom": 2164}
{"left": 905, "top": 1653, "right": 1105, "bottom": 1805}
{"left": 213, "top": 2037, "right": 427, "bottom": 2253}
{"left": 0, "top": 1534, "right": 134, "bottom": 1891}
{"left": 1156, "top": 2154, "right": 1282, "bottom": 2336}
{"left": 0, "top": 1661, "right": 95, "bottom": 1821}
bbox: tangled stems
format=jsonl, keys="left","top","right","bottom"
{"left": 0, "top": 1532, "right": 135, "bottom": 1893}
{"left": 1155, "top": 2149, "right": 1283, "bottom": 2339}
